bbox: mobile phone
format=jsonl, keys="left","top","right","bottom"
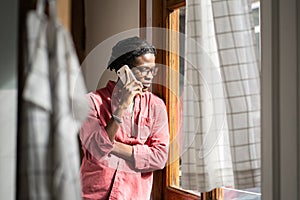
{"left": 117, "top": 65, "right": 138, "bottom": 84}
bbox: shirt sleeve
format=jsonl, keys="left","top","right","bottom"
{"left": 133, "top": 101, "right": 170, "bottom": 172}
{"left": 79, "top": 94, "right": 114, "bottom": 161}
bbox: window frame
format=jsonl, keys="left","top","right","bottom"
{"left": 140, "top": 0, "right": 223, "bottom": 199}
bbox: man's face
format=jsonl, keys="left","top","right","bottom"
{"left": 131, "top": 53, "right": 157, "bottom": 91}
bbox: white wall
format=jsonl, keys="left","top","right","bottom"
{"left": 261, "top": 0, "right": 300, "bottom": 199}
{"left": 83, "top": 0, "right": 140, "bottom": 91}
{"left": 0, "top": 1, "right": 18, "bottom": 200}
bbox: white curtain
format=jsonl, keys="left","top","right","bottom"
{"left": 181, "top": 0, "right": 261, "bottom": 192}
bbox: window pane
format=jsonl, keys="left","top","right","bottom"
{"left": 169, "top": 1, "right": 261, "bottom": 199}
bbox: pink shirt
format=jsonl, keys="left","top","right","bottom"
{"left": 80, "top": 81, "right": 169, "bottom": 200}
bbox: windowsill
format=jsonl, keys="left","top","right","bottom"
{"left": 170, "top": 185, "right": 201, "bottom": 196}
{"left": 223, "top": 187, "right": 261, "bottom": 200}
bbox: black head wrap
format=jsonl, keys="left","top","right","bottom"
{"left": 107, "top": 36, "right": 156, "bottom": 72}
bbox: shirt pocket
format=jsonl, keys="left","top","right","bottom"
{"left": 139, "top": 116, "right": 152, "bottom": 140}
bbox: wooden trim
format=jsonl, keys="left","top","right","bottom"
{"left": 142, "top": 1, "right": 224, "bottom": 199}
{"left": 166, "top": 187, "right": 200, "bottom": 200}
{"left": 139, "top": 0, "right": 146, "bottom": 38}
{"left": 147, "top": 1, "right": 168, "bottom": 199}
{"left": 201, "top": 188, "right": 224, "bottom": 200}
{"left": 151, "top": 170, "right": 165, "bottom": 200}
{"left": 165, "top": 8, "right": 180, "bottom": 189}
{"left": 164, "top": 4, "right": 183, "bottom": 200}
{"left": 71, "top": 0, "right": 86, "bottom": 63}
{"left": 140, "top": 0, "right": 146, "bottom": 27}
{"left": 151, "top": 0, "right": 167, "bottom": 99}
{"left": 166, "top": 0, "right": 185, "bottom": 10}
{"left": 57, "top": 0, "right": 71, "bottom": 31}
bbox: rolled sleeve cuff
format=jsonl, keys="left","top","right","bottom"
{"left": 80, "top": 119, "right": 114, "bottom": 160}
{"left": 133, "top": 145, "right": 150, "bottom": 170}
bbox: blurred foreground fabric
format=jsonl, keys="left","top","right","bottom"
{"left": 17, "top": 0, "right": 89, "bottom": 199}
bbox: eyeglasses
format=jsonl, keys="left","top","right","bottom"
{"left": 130, "top": 65, "right": 159, "bottom": 76}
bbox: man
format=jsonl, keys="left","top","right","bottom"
{"left": 80, "top": 36, "right": 169, "bottom": 200}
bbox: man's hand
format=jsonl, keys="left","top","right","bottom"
{"left": 112, "top": 141, "right": 134, "bottom": 162}
{"left": 105, "top": 69, "right": 143, "bottom": 143}
{"left": 118, "top": 68, "right": 143, "bottom": 110}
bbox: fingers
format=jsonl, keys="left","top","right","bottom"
{"left": 119, "top": 84, "right": 142, "bottom": 109}
{"left": 124, "top": 80, "right": 141, "bottom": 89}
{"left": 124, "top": 77, "right": 142, "bottom": 92}
{"left": 124, "top": 81, "right": 143, "bottom": 95}
{"left": 122, "top": 79, "right": 142, "bottom": 105}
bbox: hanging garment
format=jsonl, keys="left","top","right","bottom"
{"left": 47, "top": 1, "right": 89, "bottom": 199}
{"left": 18, "top": 2, "right": 52, "bottom": 199}
{"left": 18, "top": 0, "right": 89, "bottom": 199}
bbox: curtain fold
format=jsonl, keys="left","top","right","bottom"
{"left": 181, "top": 0, "right": 261, "bottom": 192}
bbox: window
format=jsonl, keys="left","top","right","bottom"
{"left": 142, "top": 0, "right": 262, "bottom": 199}
{"left": 165, "top": 4, "right": 221, "bottom": 200}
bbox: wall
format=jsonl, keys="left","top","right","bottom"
{"left": 0, "top": 1, "right": 18, "bottom": 200}
{"left": 261, "top": 0, "right": 300, "bottom": 199}
{"left": 83, "top": 0, "right": 140, "bottom": 92}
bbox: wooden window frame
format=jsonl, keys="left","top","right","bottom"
{"left": 141, "top": 0, "right": 223, "bottom": 199}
